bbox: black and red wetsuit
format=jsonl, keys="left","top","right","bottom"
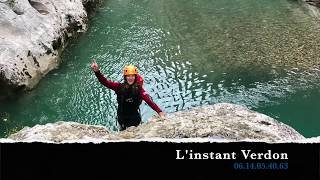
{"left": 94, "top": 71, "right": 162, "bottom": 130}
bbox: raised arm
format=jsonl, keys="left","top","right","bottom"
{"left": 140, "top": 88, "right": 165, "bottom": 117}
{"left": 91, "top": 60, "right": 120, "bottom": 91}
{"left": 94, "top": 71, "right": 120, "bottom": 91}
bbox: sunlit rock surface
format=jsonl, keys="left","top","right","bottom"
{"left": 0, "top": 0, "right": 102, "bottom": 97}
{"left": 4, "top": 103, "right": 307, "bottom": 143}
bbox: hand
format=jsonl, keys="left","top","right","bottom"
{"left": 91, "top": 59, "right": 99, "bottom": 72}
{"left": 159, "top": 112, "right": 166, "bottom": 118}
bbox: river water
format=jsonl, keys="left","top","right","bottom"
{"left": 1, "top": 0, "right": 320, "bottom": 137}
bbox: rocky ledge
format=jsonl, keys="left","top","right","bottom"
{"left": 3, "top": 103, "right": 314, "bottom": 143}
{"left": 0, "top": 0, "right": 102, "bottom": 98}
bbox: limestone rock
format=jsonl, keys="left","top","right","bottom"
{"left": 8, "top": 121, "right": 120, "bottom": 143}
{"left": 5, "top": 103, "right": 306, "bottom": 143}
{"left": 0, "top": 0, "right": 101, "bottom": 97}
{"left": 305, "top": 0, "right": 320, "bottom": 8}
{"left": 300, "top": 0, "right": 320, "bottom": 19}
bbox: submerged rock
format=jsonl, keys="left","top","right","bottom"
{"left": 5, "top": 103, "right": 307, "bottom": 143}
{"left": 0, "top": 0, "right": 102, "bottom": 97}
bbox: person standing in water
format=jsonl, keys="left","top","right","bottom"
{"left": 91, "top": 60, "right": 165, "bottom": 130}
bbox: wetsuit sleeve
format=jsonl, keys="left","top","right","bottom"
{"left": 94, "top": 71, "right": 120, "bottom": 91}
{"left": 140, "top": 88, "right": 162, "bottom": 113}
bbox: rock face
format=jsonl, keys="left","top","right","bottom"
{"left": 6, "top": 103, "right": 306, "bottom": 143}
{"left": 301, "top": 0, "right": 320, "bottom": 19}
{"left": 305, "top": 0, "right": 320, "bottom": 8}
{"left": 0, "top": 0, "right": 102, "bottom": 97}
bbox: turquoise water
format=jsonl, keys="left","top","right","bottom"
{"left": 1, "top": 0, "right": 320, "bottom": 137}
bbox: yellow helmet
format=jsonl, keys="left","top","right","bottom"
{"left": 123, "top": 65, "right": 138, "bottom": 76}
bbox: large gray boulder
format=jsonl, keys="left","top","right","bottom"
{"left": 0, "top": 0, "right": 101, "bottom": 97}
{"left": 4, "top": 103, "right": 307, "bottom": 143}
